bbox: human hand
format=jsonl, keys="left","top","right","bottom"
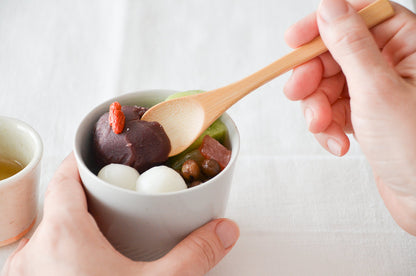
{"left": 1, "top": 153, "right": 239, "bottom": 276}
{"left": 284, "top": 0, "right": 416, "bottom": 235}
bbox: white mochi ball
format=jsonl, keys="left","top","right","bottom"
{"left": 97, "top": 163, "right": 140, "bottom": 190}
{"left": 136, "top": 165, "right": 187, "bottom": 194}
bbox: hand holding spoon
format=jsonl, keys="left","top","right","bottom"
{"left": 142, "top": 0, "right": 394, "bottom": 157}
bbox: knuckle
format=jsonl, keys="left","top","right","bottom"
{"left": 332, "top": 99, "right": 349, "bottom": 128}
{"left": 38, "top": 217, "right": 66, "bottom": 249}
{"left": 188, "top": 235, "right": 218, "bottom": 270}
{"left": 332, "top": 27, "right": 374, "bottom": 57}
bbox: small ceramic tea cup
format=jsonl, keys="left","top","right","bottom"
{"left": 74, "top": 89, "right": 239, "bottom": 261}
{"left": 0, "top": 116, "right": 43, "bottom": 247}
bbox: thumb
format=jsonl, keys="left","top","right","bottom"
{"left": 317, "top": 0, "right": 391, "bottom": 85}
{"left": 43, "top": 153, "right": 88, "bottom": 218}
{"left": 158, "top": 219, "right": 239, "bottom": 276}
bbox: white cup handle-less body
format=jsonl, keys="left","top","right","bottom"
{"left": 74, "top": 90, "right": 240, "bottom": 261}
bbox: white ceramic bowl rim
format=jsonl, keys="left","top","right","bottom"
{"left": 0, "top": 116, "right": 43, "bottom": 186}
{"left": 74, "top": 89, "right": 240, "bottom": 198}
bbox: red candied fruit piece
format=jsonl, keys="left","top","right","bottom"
{"left": 199, "top": 135, "right": 231, "bottom": 170}
{"left": 111, "top": 109, "right": 125, "bottom": 134}
{"left": 110, "top": 101, "right": 122, "bottom": 112}
{"left": 109, "top": 101, "right": 125, "bottom": 134}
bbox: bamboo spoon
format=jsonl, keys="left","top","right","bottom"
{"left": 142, "top": 0, "right": 394, "bottom": 157}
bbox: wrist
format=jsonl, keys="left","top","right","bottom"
{"left": 376, "top": 177, "right": 416, "bottom": 236}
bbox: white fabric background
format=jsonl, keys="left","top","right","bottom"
{"left": 1, "top": 0, "right": 415, "bottom": 274}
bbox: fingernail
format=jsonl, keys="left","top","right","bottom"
{"left": 319, "top": 0, "right": 349, "bottom": 22}
{"left": 216, "top": 220, "right": 239, "bottom": 249}
{"left": 327, "top": 138, "right": 342, "bottom": 156}
{"left": 304, "top": 108, "right": 314, "bottom": 128}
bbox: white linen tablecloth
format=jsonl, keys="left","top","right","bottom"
{"left": 1, "top": 0, "right": 415, "bottom": 275}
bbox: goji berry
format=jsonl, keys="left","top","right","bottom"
{"left": 108, "top": 102, "right": 125, "bottom": 134}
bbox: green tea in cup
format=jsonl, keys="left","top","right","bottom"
{"left": 0, "top": 157, "right": 24, "bottom": 181}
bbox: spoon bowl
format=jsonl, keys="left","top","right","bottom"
{"left": 142, "top": 0, "right": 394, "bottom": 157}
{"left": 147, "top": 97, "right": 206, "bottom": 155}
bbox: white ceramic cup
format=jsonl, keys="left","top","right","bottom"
{"left": 74, "top": 89, "right": 240, "bottom": 261}
{"left": 0, "top": 116, "right": 43, "bottom": 247}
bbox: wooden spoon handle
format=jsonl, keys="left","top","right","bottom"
{"left": 201, "top": 0, "right": 394, "bottom": 120}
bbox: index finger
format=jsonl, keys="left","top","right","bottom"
{"left": 285, "top": 0, "right": 375, "bottom": 48}
{"left": 43, "top": 152, "right": 88, "bottom": 218}
{"left": 285, "top": 12, "right": 319, "bottom": 48}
